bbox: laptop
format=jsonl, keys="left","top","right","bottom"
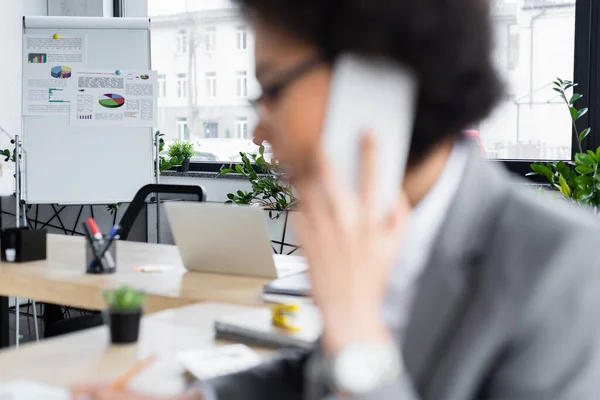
{"left": 164, "top": 202, "right": 307, "bottom": 279}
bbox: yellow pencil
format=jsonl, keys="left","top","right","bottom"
{"left": 110, "top": 354, "right": 156, "bottom": 391}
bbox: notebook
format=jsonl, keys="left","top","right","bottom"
{"left": 178, "top": 344, "right": 261, "bottom": 380}
{"left": 215, "top": 305, "right": 321, "bottom": 350}
{"left": 263, "top": 272, "right": 311, "bottom": 297}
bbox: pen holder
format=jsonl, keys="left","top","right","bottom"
{"left": 1, "top": 228, "right": 47, "bottom": 263}
{"left": 85, "top": 238, "right": 117, "bottom": 274}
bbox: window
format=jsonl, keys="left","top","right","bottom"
{"left": 236, "top": 117, "right": 249, "bottom": 139}
{"left": 481, "top": 0, "right": 576, "bottom": 160}
{"left": 176, "top": 30, "right": 188, "bottom": 54}
{"left": 176, "top": 73, "right": 187, "bottom": 98}
{"left": 158, "top": 74, "right": 167, "bottom": 98}
{"left": 205, "top": 72, "right": 217, "bottom": 98}
{"left": 236, "top": 71, "right": 248, "bottom": 97}
{"left": 151, "top": 1, "right": 259, "bottom": 165}
{"left": 177, "top": 117, "right": 189, "bottom": 141}
{"left": 204, "top": 27, "right": 216, "bottom": 52}
{"left": 236, "top": 26, "right": 247, "bottom": 50}
{"left": 204, "top": 122, "right": 219, "bottom": 138}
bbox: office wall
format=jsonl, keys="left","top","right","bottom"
{"left": 0, "top": 1, "right": 47, "bottom": 145}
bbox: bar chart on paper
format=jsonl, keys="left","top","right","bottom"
{"left": 48, "top": 88, "right": 69, "bottom": 103}
{"left": 28, "top": 53, "right": 47, "bottom": 63}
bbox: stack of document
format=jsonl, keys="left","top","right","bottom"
{"left": 178, "top": 344, "right": 261, "bottom": 380}
{"left": 0, "top": 380, "right": 69, "bottom": 400}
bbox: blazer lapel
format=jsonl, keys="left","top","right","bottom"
{"left": 402, "top": 148, "right": 509, "bottom": 392}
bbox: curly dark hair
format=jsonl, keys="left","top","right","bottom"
{"left": 235, "top": 0, "right": 503, "bottom": 164}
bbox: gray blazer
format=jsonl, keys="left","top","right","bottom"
{"left": 205, "top": 148, "right": 600, "bottom": 400}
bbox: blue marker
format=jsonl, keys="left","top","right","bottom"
{"left": 115, "top": 69, "right": 121, "bottom": 76}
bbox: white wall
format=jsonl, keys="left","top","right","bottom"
{"left": 0, "top": 1, "right": 47, "bottom": 147}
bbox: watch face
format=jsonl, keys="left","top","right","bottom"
{"left": 332, "top": 342, "right": 400, "bottom": 395}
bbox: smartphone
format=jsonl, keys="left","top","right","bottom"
{"left": 321, "top": 54, "right": 417, "bottom": 212}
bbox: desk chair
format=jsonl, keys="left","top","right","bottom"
{"left": 44, "top": 184, "right": 207, "bottom": 338}
{"left": 119, "top": 184, "right": 206, "bottom": 243}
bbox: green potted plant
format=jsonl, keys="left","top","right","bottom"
{"left": 529, "top": 78, "right": 600, "bottom": 212}
{"left": 168, "top": 139, "right": 195, "bottom": 173}
{"left": 219, "top": 144, "right": 297, "bottom": 215}
{"left": 104, "top": 286, "right": 145, "bottom": 344}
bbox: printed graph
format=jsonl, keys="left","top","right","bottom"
{"left": 99, "top": 93, "right": 125, "bottom": 109}
{"left": 28, "top": 53, "right": 47, "bottom": 63}
{"left": 48, "top": 88, "right": 69, "bottom": 103}
{"left": 51, "top": 65, "right": 72, "bottom": 79}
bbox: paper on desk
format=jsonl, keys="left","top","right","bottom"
{"left": 273, "top": 255, "right": 308, "bottom": 278}
{"left": 178, "top": 344, "right": 261, "bottom": 380}
{"left": 0, "top": 380, "right": 69, "bottom": 399}
{"left": 134, "top": 264, "right": 174, "bottom": 273}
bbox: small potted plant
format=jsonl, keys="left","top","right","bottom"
{"left": 168, "top": 139, "right": 195, "bottom": 173}
{"left": 104, "top": 286, "right": 145, "bottom": 344}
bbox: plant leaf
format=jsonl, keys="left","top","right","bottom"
{"left": 576, "top": 108, "right": 588, "bottom": 121}
{"left": 580, "top": 128, "right": 592, "bottom": 143}
{"left": 558, "top": 174, "right": 572, "bottom": 197}
{"left": 530, "top": 163, "right": 554, "bottom": 182}
{"left": 575, "top": 153, "right": 595, "bottom": 166}
{"left": 219, "top": 168, "right": 235, "bottom": 175}
{"left": 570, "top": 93, "right": 583, "bottom": 104}
{"left": 569, "top": 106, "right": 578, "bottom": 120}
{"left": 575, "top": 164, "right": 594, "bottom": 175}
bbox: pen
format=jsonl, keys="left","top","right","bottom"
{"left": 89, "top": 224, "right": 121, "bottom": 271}
{"left": 82, "top": 222, "right": 102, "bottom": 273}
{"left": 87, "top": 218, "right": 115, "bottom": 270}
{"left": 110, "top": 354, "right": 157, "bottom": 391}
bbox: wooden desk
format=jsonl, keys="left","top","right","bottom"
{"left": 0, "top": 303, "right": 272, "bottom": 397}
{"left": 0, "top": 234, "right": 270, "bottom": 348}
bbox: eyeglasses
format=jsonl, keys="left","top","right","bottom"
{"left": 250, "top": 56, "right": 322, "bottom": 114}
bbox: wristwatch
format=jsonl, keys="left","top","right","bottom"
{"left": 326, "top": 341, "right": 401, "bottom": 396}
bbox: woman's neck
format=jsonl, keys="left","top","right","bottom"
{"left": 403, "top": 140, "right": 455, "bottom": 208}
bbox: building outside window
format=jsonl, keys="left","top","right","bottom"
{"left": 204, "top": 122, "right": 219, "bottom": 138}
{"left": 177, "top": 117, "right": 189, "bottom": 141}
{"left": 176, "top": 73, "right": 188, "bottom": 98}
{"left": 158, "top": 73, "right": 167, "bottom": 98}
{"left": 236, "top": 117, "right": 249, "bottom": 139}
{"left": 236, "top": 71, "right": 247, "bottom": 98}
{"left": 204, "top": 27, "right": 216, "bottom": 52}
{"left": 176, "top": 29, "right": 188, "bottom": 54}
{"left": 236, "top": 26, "right": 247, "bottom": 50}
{"left": 480, "top": 0, "right": 576, "bottom": 160}
{"left": 205, "top": 72, "right": 217, "bottom": 98}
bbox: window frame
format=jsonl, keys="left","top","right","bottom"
{"left": 158, "top": 73, "right": 167, "bottom": 98}
{"left": 236, "top": 71, "right": 248, "bottom": 98}
{"left": 491, "top": 0, "right": 595, "bottom": 182}
{"left": 176, "top": 30, "right": 189, "bottom": 54}
{"left": 236, "top": 117, "right": 249, "bottom": 139}
{"left": 205, "top": 72, "right": 217, "bottom": 99}
{"left": 176, "top": 117, "right": 189, "bottom": 141}
{"left": 204, "top": 27, "right": 217, "bottom": 53}
{"left": 236, "top": 26, "right": 248, "bottom": 50}
{"left": 138, "top": 0, "right": 597, "bottom": 175}
{"left": 176, "top": 73, "right": 188, "bottom": 98}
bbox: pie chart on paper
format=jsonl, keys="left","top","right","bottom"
{"left": 98, "top": 93, "right": 125, "bottom": 108}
